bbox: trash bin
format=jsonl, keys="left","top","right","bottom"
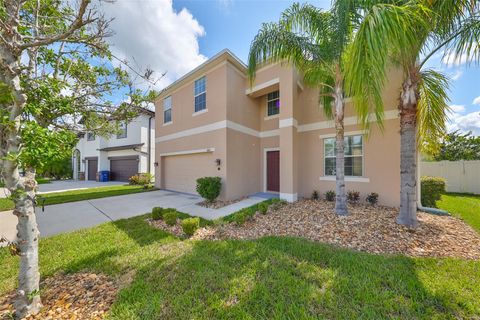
{"left": 99, "top": 171, "right": 110, "bottom": 182}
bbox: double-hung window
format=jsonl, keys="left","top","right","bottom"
{"left": 194, "top": 76, "right": 206, "bottom": 112}
{"left": 117, "top": 121, "right": 127, "bottom": 139}
{"left": 163, "top": 96, "right": 172, "bottom": 124}
{"left": 324, "top": 135, "right": 363, "bottom": 176}
{"left": 267, "top": 91, "right": 280, "bottom": 116}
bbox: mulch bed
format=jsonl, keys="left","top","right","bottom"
{"left": 197, "top": 197, "right": 245, "bottom": 209}
{"left": 186, "top": 200, "right": 480, "bottom": 260}
{"left": 0, "top": 273, "right": 118, "bottom": 320}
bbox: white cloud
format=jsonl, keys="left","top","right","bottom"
{"left": 101, "top": 0, "right": 207, "bottom": 90}
{"left": 448, "top": 111, "right": 480, "bottom": 136}
{"left": 451, "top": 69, "right": 463, "bottom": 81}
{"left": 473, "top": 96, "right": 480, "bottom": 105}
{"left": 449, "top": 104, "right": 465, "bottom": 113}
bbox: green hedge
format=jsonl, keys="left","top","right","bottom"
{"left": 421, "top": 176, "right": 446, "bottom": 208}
{"left": 196, "top": 177, "right": 222, "bottom": 202}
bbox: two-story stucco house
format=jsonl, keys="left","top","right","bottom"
{"left": 154, "top": 49, "right": 402, "bottom": 206}
{"left": 73, "top": 109, "right": 155, "bottom": 181}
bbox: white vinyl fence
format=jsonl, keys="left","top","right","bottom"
{"left": 421, "top": 160, "right": 480, "bottom": 194}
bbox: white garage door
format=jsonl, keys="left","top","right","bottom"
{"left": 163, "top": 152, "right": 216, "bottom": 194}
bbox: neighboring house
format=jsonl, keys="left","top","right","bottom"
{"left": 154, "top": 49, "right": 402, "bottom": 206}
{"left": 73, "top": 109, "right": 155, "bottom": 181}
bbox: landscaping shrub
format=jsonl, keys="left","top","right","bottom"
{"left": 151, "top": 207, "right": 164, "bottom": 220}
{"left": 182, "top": 217, "right": 200, "bottom": 236}
{"left": 129, "top": 173, "right": 153, "bottom": 186}
{"left": 270, "top": 199, "right": 287, "bottom": 211}
{"left": 325, "top": 190, "right": 335, "bottom": 202}
{"left": 164, "top": 210, "right": 178, "bottom": 226}
{"left": 234, "top": 212, "right": 248, "bottom": 225}
{"left": 196, "top": 177, "right": 222, "bottom": 202}
{"left": 366, "top": 192, "right": 379, "bottom": 206}
{"left": 421, "top": 176, "right": 446, "bottom": 208}
{"left": 258, "top": 202, "right": 269, "bottom": 215}
{"left": 347, "top": 190, "right": 360, "bottom": 203}
{"left": 311, "top": 190, "right": 319, "bottom": 200}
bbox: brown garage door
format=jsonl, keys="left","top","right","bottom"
{"left": 87, "top": 159, "right": 98, "bottom": 181}
{"left": 110, "top": 157, "right": 138, "bottom": 181}
{"left": 163, "top": 152, "right": 215, "bottom": 194}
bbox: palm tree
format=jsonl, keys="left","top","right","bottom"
{"left": 248, "top": 3, "right": 366, "bottom": 215}
{"left": 344, "top": 0, "right": 480, "bottom": 226}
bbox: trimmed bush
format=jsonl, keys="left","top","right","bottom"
{"left": 325, "top": 190, "right": 335, "bottom": 202}
{"left": 164, "top": 210, "right": 178, "bottom": 226}
{"left": 234, "top": 212, "right": 247, "bottom": 225}
{"left": 421, "top": 176, "right": 446, "bottom": 208}
{"left": 311, "top": 190, "right": 319, "bottom": 200}
{"left": 258, "top": 202, "right": 269, "bottom": 215}
{"left": 151, "top": 207, "right": 164, "bottom": 220}
{"left": 366, "top": 192, "right": 379, "bottom": 206}
{"left": 196, "top": 177, "right": 222, "bottom": 202}
{"left": 347, "top": 190, "right": 360, "bottom": 203}
{"left": 182, "top": 217, "right": 200, "bottom": 236}
{"left": 129, "top": 173, "right": 153, "bottom": 186}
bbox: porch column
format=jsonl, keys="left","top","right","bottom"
{"left": 279, "top": 67, "right": 298, "bottom": 202}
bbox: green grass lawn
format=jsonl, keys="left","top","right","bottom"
{"left": 1, "top": 208, "right": 479, "bottom": 318}
{"left": 438, "top": 193, "right": 480, "bottom": 233}
{"left": 0, "top": 185, "right": 156, "bottom": 212}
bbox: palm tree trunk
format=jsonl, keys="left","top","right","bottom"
{"left": 1, "top": 50, "right": 42, "bottom": 319}
{"left": 334, "top": 74, "right": 348, "bottom": 215}
{"left": 396, "top": 71, "right": 419, "bottom": 227}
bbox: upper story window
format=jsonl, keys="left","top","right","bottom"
{"left": 324, "top": 135, "right": 363, "bottom": 177}
{"left": 194, "top": 76, "right": 206, "bottom": 113}
{"left": 117, "top": 121, "right": 127, "bottom": 139}
{"left": 87, "top": 132, "right": 95, "bottom": 141}
{"left": 267, "top": 91, "right": 280, "bottom": 116}
{"left": 163, "top": 96, "right": 172, "bottom": 123}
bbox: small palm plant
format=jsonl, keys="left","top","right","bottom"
{"left": 344, "top": 0, "right": 480, "bottom": 226}
{"left": 248, "top": 3, "right": 363, "bottom": 215}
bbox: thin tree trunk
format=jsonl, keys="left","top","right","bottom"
{"left": 333, "top": 68, "right": 348, "bottom": 215}
{"left": 1, "top": 49, "right": 43, "bottom": 319}
{"left": 396, "top": 71, "right": 419, "bottom": 227}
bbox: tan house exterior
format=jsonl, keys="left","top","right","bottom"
{"left": 154, "top": 49, "right": 403, "bottom": 207}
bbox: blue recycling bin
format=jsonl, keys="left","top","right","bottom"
{"left": 99, "top": 170, "right": 110, "bottom": 182}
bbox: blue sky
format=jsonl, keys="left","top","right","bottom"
{"left": 104, "top": 0, "right": 480, "bottom": 135}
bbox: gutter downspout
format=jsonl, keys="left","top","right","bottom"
{"left": 147, "top": 115, "right": 153, "bottom": 175}
{"left": 416, "top": 152, "right": 450, "bottom": 216}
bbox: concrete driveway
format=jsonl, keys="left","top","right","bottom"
{"left": 0, "top": 190, "right": 264, "bottom": 242}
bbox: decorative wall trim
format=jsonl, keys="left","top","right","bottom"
{"left": 192, "top": 109, "right": 208, "bottom": 116}
{"left": 279, "top": 118, "right": 298, "bottom": 129}
{"left": 108, "top": 155, "right": 139, "bottom": 161}
{"left": 319, "top": 176, "right": 370, "bottom": 183}
{"left": 155, "top": 109, "right": 398, "bottom": 143}
{"left": 245, "top": 78, "right": 279, "bottom": 95}
{"left": 159, "top": 148, "right": 215, "bottom": 157}
{"left": 280, "top": 192, "right": 298, "bottom": 202}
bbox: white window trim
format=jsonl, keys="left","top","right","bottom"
{"left": 162, "top": 121, "right": 173, "bottom": 127}
{"left": 192, "top": 108, "right": 208, "bottom": 116}
{"left": 163, "top": 96, "right": 172, "bottom": 124}
{"left": 266, "top": 91, "right": 280, "bottom": 117}
{"left": 323, "top": 134, "right": 365, "bottom": 178}
{"left": 194, "top": 76, "right": 207, "bottom": 113}
{"left": 319, "top": 176, "right": 370, "bottom": 183}
{"left": 117, "top": 122, "right": 128, "bottom": 139}
{"left": 263, "top": 147, "right": 280, "bottom": 193}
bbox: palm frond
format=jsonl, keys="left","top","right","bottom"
{"left": 247, "top": 22, "right": 317, "bottom": 83}
{"left": 417, "top": 69, "right": 451, "bottom": 155}
{"left": 344, "top": 3, "right": 430, "bottom": 130}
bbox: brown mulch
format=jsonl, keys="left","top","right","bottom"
{"left": 197, "top": 197, "right": 245, "bottom": 209}
{"left": 0, "top": 273, "right": 118, "bottom": 320}
{"left": 148, "top": 218, "right": 185, "bottom": 238}
{"left": 189, "top": 200, "right": 480, "bottom": 260}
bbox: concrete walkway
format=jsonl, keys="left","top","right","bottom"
{"left": 0, "top": 190, "right": 265, "bottom": 243}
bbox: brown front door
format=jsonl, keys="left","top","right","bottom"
{"left": 266, "top": 150, "right": 280, "bottom": 192}
{"left": 88, "top": 159, "right": 98, "bottom": 181}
